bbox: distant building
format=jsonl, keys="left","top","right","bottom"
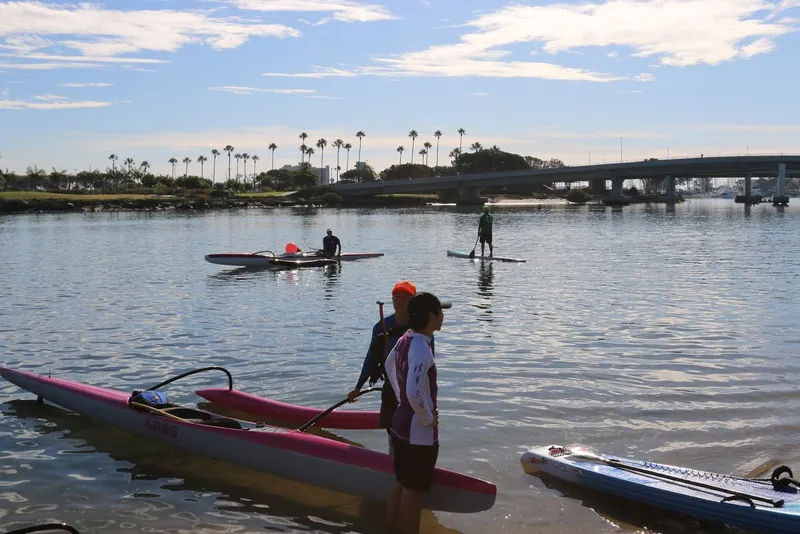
{"left": 280, "top": 163, "right": 331, "bottom": 185}
{"left": 354, "top": 161, "right": 367, "bottom": 170}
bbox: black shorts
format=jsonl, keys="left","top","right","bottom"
{"left": 480, "top": 233, "right": 492, "bottom": 245}
{"left": 379, "top": 383, "right": 398, "bottom": 429}
{"left": 391, "top": 437, "right": 439, "bottom": 492}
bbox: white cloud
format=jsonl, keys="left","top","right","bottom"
{"left": 230, "top": 0, "right": 395, "bottom": 23}
{"left": 263, "top": 0, "right": 797, "bottom": 80}
{"left": 0, "top": 61, "right": 104, "bottom": 70}
{"left": 0, "top": 96, "right": 114, "bottom": 110}
{"left": 57, "top": 82, "right": 115, "bottom": 88}
{"left": 0, "top": 1, "right": 299, "bottom": 69}
{"left": 263, "top": 67, "right": 358, "bottom": 78}
{"left": 209, "top": 86, "right": 316, "bottom": 95}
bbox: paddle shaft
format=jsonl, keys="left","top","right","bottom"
{"left": 4, "top": 524, "right": 80, "bottom": 534}
{"left": 572, "top": 453, "right": 784, "bottom": 508}
{"left": 468, "top": 234, "right": 480, "bottom": 259}
{"left": 296, "top": 387, "right": 382, "bottom": 432}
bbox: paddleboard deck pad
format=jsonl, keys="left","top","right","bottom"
{"left": 521, "top": 444, "right": 800, "bottom": 534}
{"left": 446, "top": 250, "right": 526, "bottom": 262}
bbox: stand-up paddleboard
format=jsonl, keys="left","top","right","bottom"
{"left": 446, "top": 250, "right": 526, "bottom": 263}
{"left": 205, "top": 251, "right": 383, "bottom": 267}
{"left": 521, "top": 443, "right": 800, "bottom": 534}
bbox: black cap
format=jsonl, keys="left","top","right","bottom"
{"left": 408, "top": 292, "right": 451, "bottom": 322}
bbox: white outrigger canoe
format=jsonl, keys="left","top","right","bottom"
{"left": 446, "top": 250, "right": 526, "bottom": 262}
{"left": 0, "top": 367, "right": 496, "bottom": 514}
{"left": 205, "top": 250, "right": 384, "bottom": 267}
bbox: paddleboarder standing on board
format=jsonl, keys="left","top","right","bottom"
{"left": 385, "top": 291, "right": 447, "bottom": 534}
{"left": 478, "top": 205, "right": 493, "bottom": 258}
{"left": 322, "top": 228, "right": 341, "bottom": 258}
{"left": 347, "top": 280, "right": 438, "bottom": 455}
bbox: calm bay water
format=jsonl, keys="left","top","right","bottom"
{"left": 2, "top": 199, "right": 800, "bottom": 534}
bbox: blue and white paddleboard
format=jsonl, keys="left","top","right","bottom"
{"left": 446, "top": 250, "right": 526, "bottom": 262}
{"left": 521, "top": 444, "right": 800, "bottom": 534}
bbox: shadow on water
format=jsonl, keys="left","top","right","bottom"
{"left": 527, "top": 471, "right": 762, "bottom": 534}
{"left": 2, "top": 399, "right": 461, "bottom": 534}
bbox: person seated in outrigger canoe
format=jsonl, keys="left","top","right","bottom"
{"left": 347, "top": 280, "right": 450, "bottom": 455}
{"left": 319, "top": 228, "right": 341, "bottom": 258}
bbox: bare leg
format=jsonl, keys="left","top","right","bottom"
{"left": 480, "top": 242, "right": 485, "bottom": 257}
{"left": 397, "top": 489, "right": 422, "bottom": 534}
{"left": 386, "top": 483, "right": 403, "bottom": 531}
{"left": 489, "top": 242, "right": 493, "bottom": 257}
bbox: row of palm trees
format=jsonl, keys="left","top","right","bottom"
{"left": 105, "top": 128, "right": 470, "bottom": 184}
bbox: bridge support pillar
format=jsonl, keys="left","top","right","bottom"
{"left": 589, "top": 179, "right": 607, "bottom": 195}
{"left": 735, "top": 173, "right": 761, "bottom": 204}
{"left": 456, "top": 186, "right": 486, "bottom": 206}
{"left": 663, "top": 175, "right": 680, "bottom": 202}
{"left": 773, "top": 163, "right": 790, "bottom": 206}
{"left": 602, "top": 178, "right": 630, "bottom": 206}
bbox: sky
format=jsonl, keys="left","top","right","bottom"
{"left": 1, "top": 0, "right": 800, "bottom": 179}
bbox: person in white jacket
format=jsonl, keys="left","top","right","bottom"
{"left": 384, "top": 291, "right": 450, "bottom": 534}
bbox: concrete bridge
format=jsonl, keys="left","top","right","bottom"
{"left": 331, "top": 155, "right": 799, "bottom": 206}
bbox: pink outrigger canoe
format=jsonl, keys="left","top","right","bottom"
{"left": 0, "top": 367, "right": 496, "bottom": 513}
{"left": 195, "top": 387, "right": 381, "bottom": 429}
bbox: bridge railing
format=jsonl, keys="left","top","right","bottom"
{"left": 589, "top": 152, "right": 800, "bottom": 166}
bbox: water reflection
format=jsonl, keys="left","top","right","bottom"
{"left": 473, "top": 261, "right": 494, "bottom": 321}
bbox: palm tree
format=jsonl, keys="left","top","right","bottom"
{"left": 408, "top": 130, "right": 418, "bottom": 164}
{"left": 457, "top": 128, "right": 466, "bottom": 167}
{"left": 168, "top": 157, "right": 178, "bottom": 178}
{"left": 470, "top": 142, "right": 483, "bottom": 152}
{"left": 182, "top": 157, "right": 190, "bottom": 177}
{"left": 140, "top": 161, "right": 150, "bottom": 174}
{"left": 108, "top": 153, "right": 118, "bottom": 172}
{"left": 356, "top": 131, "right": 365, "bottom": 163}
{"left": 268, "top": 143, "right": 278, "bottom": 170}
{"left": 344, "top": 142, "right": 352, "bottom": 171}
{"left": 251, "top": 155, "right": 259, "bottom": 184}
{"left": 434, "top": 130, "right": 442, "bottom": 167}
{"left": 316, "top": 138, "right": 327, "bottom": 179}
{"left": 300, "top": 144, "right": 308, "bottom": 165}
{"left": 197, "top": 155, "right": 208, "bottom": 179}
{"left": 419, "top": 148, "right": 427, "bottom": 164}
{"left": 124, "top": 157, "right": 135, "bottom": 173}
{"left": 211, "top": 149, "right": 220, "bottom": 182}
{"left": 449, "top": 148, "right": 461, "bottom": 166}
{"left": 234, "top": 153, "right": 242, "bottom": 181}
{"left": 242, "top": 153, "right": 250, "bottom": 183}
{"left": 224, "top": 145, "right": 234, "bottom": 180}
{"left": 397, "top": 145, "right": 404, "bottom": 164}
{"left": 423, "top": 142, "right": 432, "bottom": 166}
{"left": 299, "top": 132, "right": 308, "bottom": 163}
{"left": 332, "top": 139, "right": 344, "bottom": 182}
{"left": 305, "top": 147, "right": 314, "bottom": 170}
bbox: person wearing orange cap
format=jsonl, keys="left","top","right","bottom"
{"left": 347, "top": 280, "right": 437, "bottom": 454}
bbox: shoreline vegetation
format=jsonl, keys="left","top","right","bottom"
{"left": 1, "top": 139, "right": 702, "bottom": 215}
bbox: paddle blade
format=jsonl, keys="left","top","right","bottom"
{"left": 468, "top": 249, "right": 475, "bottom": 259}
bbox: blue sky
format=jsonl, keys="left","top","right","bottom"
{"left": 1, "top": 0, "right": 800, "bottom": 178}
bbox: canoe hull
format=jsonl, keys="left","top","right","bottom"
{"left": 521, "top": 444, "right": 800, "bottom": 534}
{"left": 205, "top": 252, "right": 384, "bottom": 267}
{"left": 195, "top": 388, "right": 381, "bottom": 429}
{"left": 1, "top": 367, "right": 495, "bottom": 514}
{"left": 446, "top": 250, "right": 526, "bottom": 262}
